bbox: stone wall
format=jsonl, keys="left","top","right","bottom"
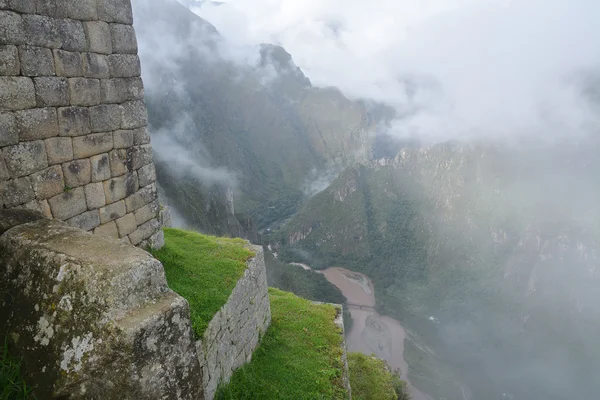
{"left": 0, "top": 0, "right": 163, "bottom": 247}
{"left": 197, "top": 245, "right": 271, "bottom": 400}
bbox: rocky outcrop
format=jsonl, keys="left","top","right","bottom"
{"left": 0, "top": 211, "right": 203, "bottom": 399}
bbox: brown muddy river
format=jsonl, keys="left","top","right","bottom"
{"left": 320, "top": 267, "right": 430, "bottom": 400}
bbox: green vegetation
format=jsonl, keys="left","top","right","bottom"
{"left": 1, "top": 339, "right": 34, "bottom": 400}
{"left": 348, "top": 352, "right": 410, "bottom": 400}
{"left": 151, "top": 228, "right": 254, "bottom": 338}
{"left": 216, "top": 288, "right": 348, "bottom": 400}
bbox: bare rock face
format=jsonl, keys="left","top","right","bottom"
{"left": 0, "top": 217, "right": 203, "bottom": 399}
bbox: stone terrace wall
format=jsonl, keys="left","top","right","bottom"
{"left": 0, "top": 0, "right": 163, "bottom": 247}
{"left": 197, "top": 245, "right": 271, "bottom": 400}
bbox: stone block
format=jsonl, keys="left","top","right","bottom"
{"left": 2, "top": 1, "right": 36, "bottom": 14}
{"left": 47, "top": 186, "right": 87, "bottom": 219}
{"left": 30, "top": 165, "right": 64, "bottom": 199}
{"left": 34, "top": 77, "right": 69, "bottom": 107}
{"left": 84, "top": 181, "right": 105, "bottom": 209}
{"left": 125, "top": 183, "right": 156, "bottom": 212}
{"left": 2, "top": 141, "right": 47, "bottom": 178}
{"left": 98, "top": 200, "right": 125, "bottom": 224}
{"left": 53, "top": 49, "right": 83, "bottom": 77}
{"left": 103, "top": 172, "right": 137, "bottom": 203}
{"left": 22, "top": 14, "right": 60, "bottom": 48}
{"left": 134, "top": 201, "right": 159, "bottom": 226}
{"left": 110, "top": 23, "right": 137, "bottom": 54}
{"left": 100, "top": 77, "right": 143, "bottom": 103}
{"left": 19, "top": 45, "right": 55, "bottom": 76}
{"left": 89, "top": 104, "right": 121, "bottom": 132}
{"left": 38, "top": 198, "right": 52, "bottom": 217}
{"left": 58, "top": 106, "right": 90, "bottom": 136}
{"left": 68, "top": 77, "right": 100, "bottom": 106}
{"left": 83, "top": 52, "right": 109, "bottom": 78}
{"left": 120, "top": 100, "right": 148, "bottom": 129}
{"left": 129, "top": 218, "right": 161, "bottom": 246}
{"left": 94, "top": 220, "right": 118, "bottom": 238}
{"left": 45, "top": 136, "right": 73, "bottom": 164}
{"left": 145, "top": 229, "right": 165, "bottom": 249}
{"left": 137, "top": 163, "right": 156, "bottom": 187}
{"left": 109, "top": 148, "right": 127, "bottom": 176}
{"left": 115, "top": 212, "right": 136, "bottom": 237}
{"left": 20, "top": 199, "right": 47, "bottom": 217}
{"left": 113, "top": 129, "right": 133, "bottom": 148}
{"left": 108, "top": 54, "right": 140, "bottom": 78}
{"left": 62, "top": 158, "right": 91, "bottom": 188}
{"left": 73, "top": 132, "right": 113, "bottom": 158}
{"left": 0, "top": 11, "right": 24, "bottom": 46}
{"left": 56, "top": 18, "right": 86, "bottom": 52}
{"left": 132, "top": 127, "right": 150, "bottom": 145}
{"left": 66, "top": 0, "right": 97, "bottom": 21}
{"left": 90, "top": 152, "right": 110, "bottom": 182}
{"left": 126, "top": 144, "right": 153, "bottom": 170}
{"left": 0, "top": 177, "right": 34, "bottom": 207}
{"left": 67, "top": 209, "right": 100, "bottom": 231}
{"left": 0, "top": 152, "right": 8, "bottom": 182}
{"left": 0, "top": 111, "right": 18, "bottom": 147}
{"left": 0, "top": 44, "right": 18, "bottom": 75}
{"left": 83, "top": 21, "right": 112, "bottom": 54}
{"left": 15, "top": 107, "right": 58, "bottom": 141}
{"left": 97, "top": 0, "right": 133, "bottom": 24}
{"left": 0, "top": 77, "right": 36, "bottom": 110}
{"left": 35, "top": 0, "right": 69, "bottom": 18}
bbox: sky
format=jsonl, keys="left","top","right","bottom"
{"left": 191, "top": 0, "right": 600, "bottom": 143}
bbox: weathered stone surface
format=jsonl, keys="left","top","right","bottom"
{"left": 159, "top": 205, "right": 172, "bottom": 228}
{"left": 53, "top": 49, "right": 83, "bottom": 77}
{"left": 113, "top": 129, "right": 133, "bottom": 148}
{"left": 94, "top": 219, "right": 118, "bottom": 238}
{"left": 22, "top": 14, "right": 60, "bottom": 48}
{"left": 125, "top": 183, "right": 155, "bottom": 212}
{"left": 137, "top": 163, "right": 156, "bottom": 187}
{"left": 0, "top": 11, "right": 25, "bottom": 46}
{"left": 30, "top": 165, "right": 64, "bottom": 199}
{"left": 0, "top": 219, "right": 203, "bottom": 398}
{"left": 110, "top": 23, "right": 137, "bottom": 54}
{"left": 125, "top": 144, "right": 152, "bottom": 170}
{"left": 0, "top": 151, "right": 8, "bottom": 182}
{"left": 62, "top": 158, "right": 91, "bottom": 188}
{"left": 68, "top": 77, "right": 100, "bottom": 106}
{"left": 66, "top": 209, "right": 100, "bottom": 231}
{"left": 99, "top": 199, "right": 125, "bottom": 224}
{"left": 0, "top": 111, "right": 18, "bottom": 147}
{"left": 19, "top": 45, "right": 55, "bottom": 76}
{"left": 0, "top": 77, "right": 36, "bottom": 110}
{"left": 47, "top": 186, "right": 86, "bottom": 219}
{"left": 108, "top": 54, "right": 140, "bottom": 78}
{"left": 89, "top": 104, "right": 121, "bottom": 132}
{"left": 0, "top": 208, "right": 44, "bottom": 236}
{"left": 97, "top": 0, "right": 133, "bottom": 24}
{"left": 15, "top": 108, "right": 58, "bottom": 141}
{"left": 58, "top": 106, "right": 90, "bottom": 136}
{"left": 0, "top": 44, "right": 18, "bottom": 74}
{"left": 2, "top": 1, "right": 36, "bottom": 14}
{"left": 115, "top": 212, "right": 136, "bottom": 237}
{"left": 83, "top": 21, "right": 112, "bottom": 54}
{"left": 73, "top": 132, "right": 113, "bottom": 158}
{"left": 34, "top": 77, "right": 69, "bottom": 107}
{"left": 35, "top": 0, "right": 69, "bottom": 18}
{"left": 90, "top": 152, "right": 110, "bottom": 182}
{"left": 109, "top": 148, "right": 127, "bottom": 176}
{"left": 103, "top": 171, "right": 137, "bottom": 203}
{"left": 0, "top": 177, "right": 34, "bottom": 207}
{"left": 38, "top": 198, "right": 52, "bottom": 217}
{"left": 56, "top": 18, "right": 86, "bottom": 52}
{"left": 82, "top": 52, "right": 109, "bottom": 78}
{"left": 44, "top": 136, "right": 73, "bottom": 164}
{"left": 84, "top": 181, "right": 106, "bottom": 209}
{"left": 132, "top": 126, "right": 150, "bottom": 145}
{"left": 65, "top": 0, "right": 97, "bottom": 21}
{"left": 134, "top": 200, "right": 158, "bottom": 226}
{"left": 100, "top": 77, "right": 143, "bottom": 103}
{"left": 129, "top": 217, "right": 160, "bottom": 246}
{"left": 120, "top": 100, "right": 148, "bottom": 129}
{"left": 2, "top": 141, "right": 47, "bottom": 178}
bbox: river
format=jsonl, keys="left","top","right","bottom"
{"left": 319, "top": 267, "right": 431, "bottom": 400}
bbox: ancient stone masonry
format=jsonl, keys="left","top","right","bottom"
{"left": 0, "top": 0, "right": 163, "bottom": 247}
{"left": 197, "top": 245, "right": 271, "bottom": 400}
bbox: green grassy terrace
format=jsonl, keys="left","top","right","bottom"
{"left": 348, "top": 352, "right": 410, "bottom": 400}
{"left": 216, "top": 288, "right": 348, "bottom": 400}
{"left": 151, "top": 228, "right": 254, "bottom": 338}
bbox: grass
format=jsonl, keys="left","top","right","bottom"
{"left": 348, "top": 352, "right": 410, "bottom": 400}
{"left": 151, "top": 228, "right": 254, "bottom": 338}
{"left": 216, "top": 288, "right": 348, "bottom": 400}
{"left": 1, "top": 338, "right": 34, "bottom": 400}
